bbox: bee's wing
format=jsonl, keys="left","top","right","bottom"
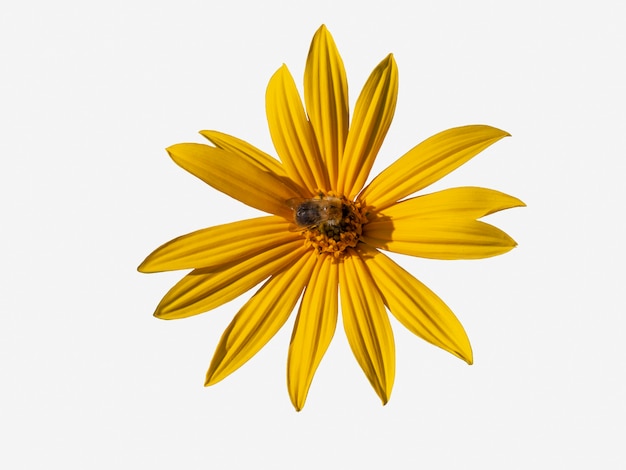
{"left": 286, "top": 197, "right": 307, "bottom": 210}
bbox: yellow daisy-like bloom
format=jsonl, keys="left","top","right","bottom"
{"left": 139, "top": 25, "right": 523, "bottom": 410}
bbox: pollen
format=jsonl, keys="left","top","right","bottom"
{"left": 300, "top": 191, "right": 369, "bottom": 257}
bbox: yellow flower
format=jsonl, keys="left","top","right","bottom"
{"left": 139, "top": 25, "right": 524, "bottom": 410}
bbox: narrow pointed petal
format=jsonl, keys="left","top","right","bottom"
{"left": 358, "top": 245, "right": 472, "bottom": 364}
{"left": 339, "top": 250, "right": 395, "bottom": 404}
{"left": 359, "top": 125, "right": 510, "bottom": 210}
{"left": 338, "top": 54, "right": 398, "bottom": 199}
{"left": 154, "top": 241, "right": 308, "bottom": 320}
{"left": 138, "top": 216, "right": 297, "bottom": 273}
{"left": 266, "top": 65, "right": 329, "bottom": 192}
{"left": 304, "top": 25, "right": 349, "bottom": 188}
{"left": 167, "top": 143, "right": 296, "bottom": 219}
{"left": 363, "top": 217, "right": 518, "bottom": 260}
{"left": 199, "top": 130, "right": 289, "bottom": 179}
{"left": 371, "top": 187, "right": 525, "bottom": 221}
{"left": 205, "top": 251, "right": 317, "bottom": 386}
{"left": 288, "top": 255, "right": 338, "bottom": 411}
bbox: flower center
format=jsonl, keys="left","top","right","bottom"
{"left": 291, "top": 191, "right": 368, "bottom": 258}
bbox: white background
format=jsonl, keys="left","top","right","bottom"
{"left": 2, "top": 0, "right": 625, "bottom": 468}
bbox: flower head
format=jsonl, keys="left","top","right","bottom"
{"left": 139, "top": 25, "right": 524, "bottom": 410}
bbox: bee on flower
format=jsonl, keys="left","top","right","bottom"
{"left": 289, "top": 195, "right": 344, "bottom": 229}
{"left": 139, "top": 25, "right": 524, "bottom": 411}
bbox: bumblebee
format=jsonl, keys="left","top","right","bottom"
{"left": 288, "top": 196, "right": 344, "bottom": 228}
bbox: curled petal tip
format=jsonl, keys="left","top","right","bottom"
{"left": 492, "top": 127, "right": 511, "bottom": 138}
{"left": 204, "top": 373, "right": 216, "bottom": 387}
{"left": 479, "top": 126, "right": 510, "bottom": 138}
{"left": 462, "top": 349, "right": 474, "bottom": 365}
{"left": 138, "top": 256, "right": 158, "bottom": 273}
{"left": 503, "top": 195, "right": 526, "bottom": 210}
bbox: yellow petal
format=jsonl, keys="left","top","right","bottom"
{"left": 287, "top": 255, "right": 338, "bottom": 411}
{"left": 138, "top": 216, "right": 296, "bottom": 273}
{"left": 338, "top": 54, "right": 398, "bottom": 200}
{"left": 358, "top": 245, "right": 472, "bottom": 364}
{"left": 373, "top": 187, "right": 525, "bottom": 221}
{"left": 199, "top": 130, "right": 289, "bottom": 179}
{"left": 339, "top": 249, "right": 395, "bottom": 404}
{"left": 205, "top": 251, "right": 317, "bottom": 386}
{"left": 167, "top": 143, "right": 295, "bottom": 219}
{"left": 363, "top": 217, "right": 518, "bottom": 260}
{"left": 359, "top": 125, "right": 510, "bottom": 210}
{"left": 304, "top": 25, "right": 349, "bottom": 188}
{"left": 154, "top": 241, "right": 308, "bottom": 320}
{"left": 266, "top": 65, "right": 329, "bottom": 192}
